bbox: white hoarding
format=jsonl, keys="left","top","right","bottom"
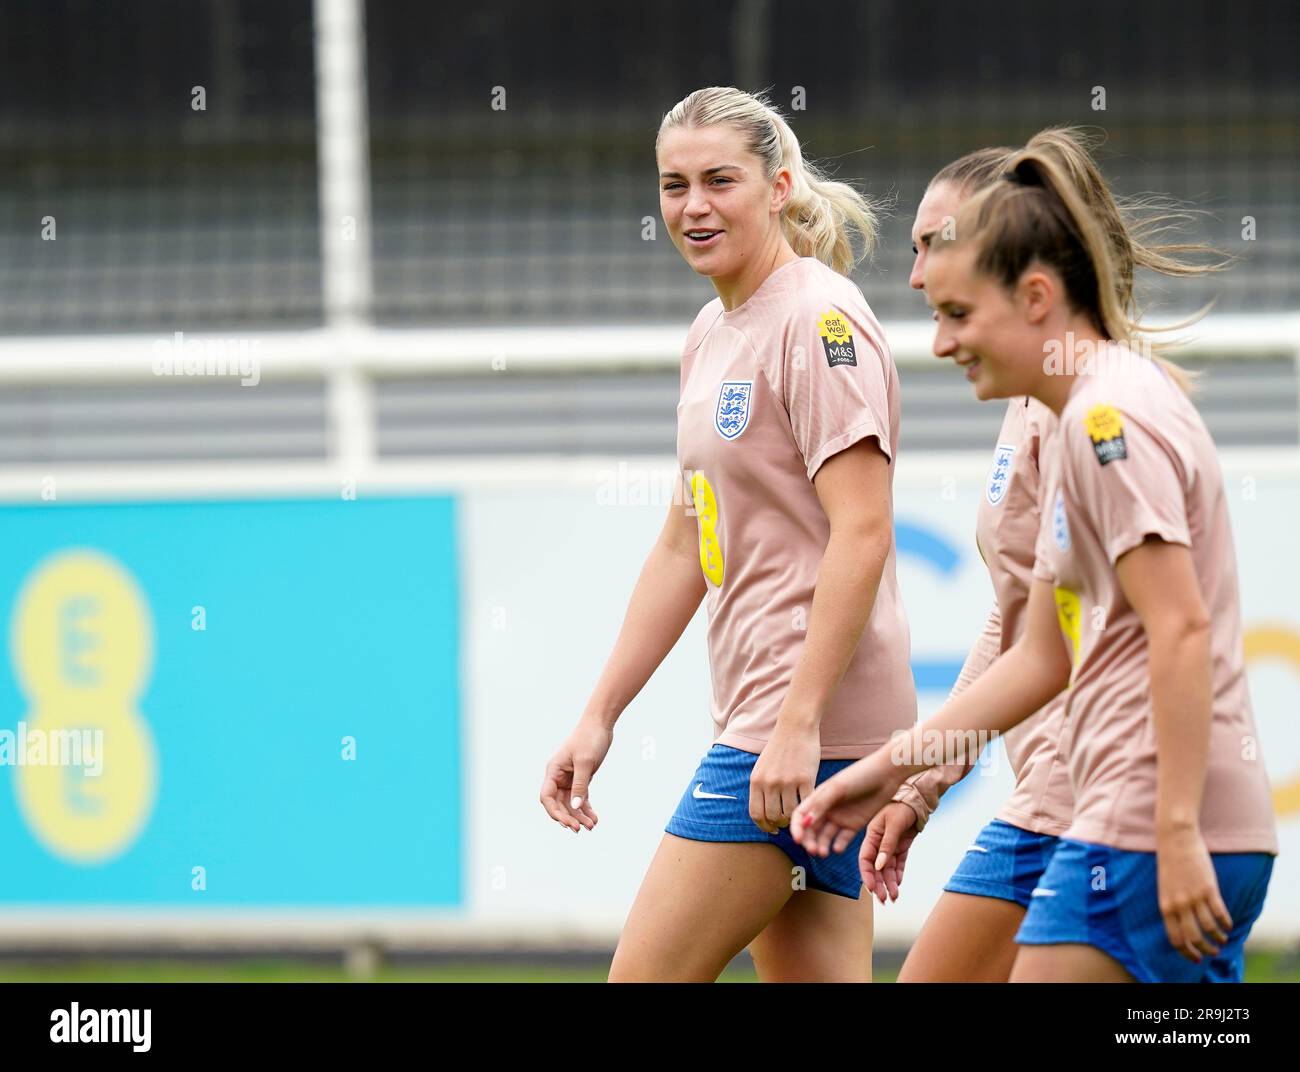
{"left": 465, "top": 450, "right": 1300, "bottom": 945}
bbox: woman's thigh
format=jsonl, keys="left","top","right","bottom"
{"left": 1010, "top": 942, "right": 1136, "bottom": 983}
{"left": 608, "top": 833, "right": 795, "bottom": 982}
{"left": 748, "top": 884, "right": 874, "bottom": 982}
{"left": 898, "top": 892, "right": 1027, "bottom": 982}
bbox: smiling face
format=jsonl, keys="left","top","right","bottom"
{"left": 925, "top": 242, "right": 1050, "bottom": 401}
{"left": 909, "top": 180, "right": 963, "bottom": 291}
{"left": 657, "top": 124, "right": 789, "bottom": 282}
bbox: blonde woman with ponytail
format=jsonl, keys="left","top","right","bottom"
{"left": 794, "top": 145, "right": 1277, "bottom": 983}
{"left": 540, "top": 86, "right": 916, "bottom": 981}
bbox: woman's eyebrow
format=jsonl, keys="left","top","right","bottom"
{"left": 659, "top": 164, "right": 745, "bottom": 179}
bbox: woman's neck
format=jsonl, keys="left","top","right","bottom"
{"left": 714, "top": 242, "right": 801, "bottom": 312}
{"left": 1032, "top": 316, "right": 1110, "bottom": 416}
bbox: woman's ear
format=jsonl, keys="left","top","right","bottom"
{"left": 1017, "top": 268, "right": 1055, "bottom": 325}
{"left": 770, "top": 166, "right": 793, "bottom": 214}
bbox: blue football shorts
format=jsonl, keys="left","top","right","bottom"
{"left": 665, "top": 743, "right": 866, "bottom": 900}
{"left": 1016, "top": 836, "right": 1274, "bottom": 982}
{"left": 943, "top": 817, "right": 1061, "bottom": 908}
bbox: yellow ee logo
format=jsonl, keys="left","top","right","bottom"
{"left": 1244, "top": 625, "right": 1300, "bottom": 818}
{"left": 10, "top": 549, "right": 157, "bottom": 864}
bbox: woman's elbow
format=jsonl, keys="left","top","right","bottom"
{"left": 1045, "top": 644, "right": 1073, "bottom": 694}
{"left": 1148, "top": 612, "right": 1212, "bottom": 656}
{"left": 1014, "top": 630, "right": 1072, "bottom": 696}
{"left": 832, "top": 516, "right": 892, "bottom": 572}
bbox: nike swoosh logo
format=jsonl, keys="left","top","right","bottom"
{"left": 693, "top": 783, "right": 738, "bottom": 800}
{"left": 1031, "top": 887, "right": 1057, "bottom": 898}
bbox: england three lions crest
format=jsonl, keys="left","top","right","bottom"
{"left": 715, "top": 380, "right": 753, "bottom": 440}
{"left": 986, "top": 443, "right": 1016, "bottom": 506}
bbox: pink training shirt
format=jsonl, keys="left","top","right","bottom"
{"left": 1033, "top": 348, "right": 1277, "bottom": 854}
{"left": 676, "top": 256, "right": 917, "bottom": 759}
{"left": 894, "top": 396, "right": 1073, "bottom": 835}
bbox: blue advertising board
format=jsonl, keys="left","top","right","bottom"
{"left": 0, "top": 497, "right": 461, "bottom": 906}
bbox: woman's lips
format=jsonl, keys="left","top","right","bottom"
{"left": 686, "top": 230, "right": 723, "bottom": 248}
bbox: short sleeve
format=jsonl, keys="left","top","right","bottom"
{"left": 1031, "top": 509, "right": 1057, "bottom": 583}
{"left": 1023, "top": 398, "right": 1055, "bottom": 474}
{"left": 1030, "top": 427, "right": 1060, "bottom": 583}
{"left": 680, "top": 301, "right": 721, "bottom": 397}
{"left": 1063, "top": 402, "right": 1191, "bottom": 565}
{"left": 781, "top": 296, "right": 891, "bottom": 481}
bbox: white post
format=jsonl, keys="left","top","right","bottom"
{"left": 314, "top": 0, "right": 375, "bottom": 470}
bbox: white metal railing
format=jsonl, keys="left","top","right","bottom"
{"left": 0, "top": 314, "right": 1299, "bottom": 480}
{"left": 3, "top": 313, "right": 1297, "bottom": 378}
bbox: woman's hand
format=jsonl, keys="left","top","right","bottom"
{"left": 539, "top": 719, "right": 612, "bottom": 833}
{"left": 790, "top": 750, "right": 900, "bottom": 858}
{"left": 749, "top": 722, "right": 822, "bottom": 834}
{"left": 859, "top": 801, "right": 920, "bottom": 903}
{"left": 1157, "top": 825, "right": 1233, "bottom": 962}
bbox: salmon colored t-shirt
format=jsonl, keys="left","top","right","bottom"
{"left": 1032, "top": 348, "right": 1277, "bottom": 854}
{"left": 676, "top": 256, "right": 917, "bottom": 759}
{"left": 894, "top": 397, "right": 1073, "bottom": 836}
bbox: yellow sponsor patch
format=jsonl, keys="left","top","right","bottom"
{"left": 1084, "top": 404, "right": 1123, "bottom": 442}
{"left": 817, "top": 309, "right": 857, "bottom": 368}
{"left": 817, "top": 310, "right": 852, "bottom": 343}
{"left": 1083, "top": 403, "right": 1127, "bottom": 465}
